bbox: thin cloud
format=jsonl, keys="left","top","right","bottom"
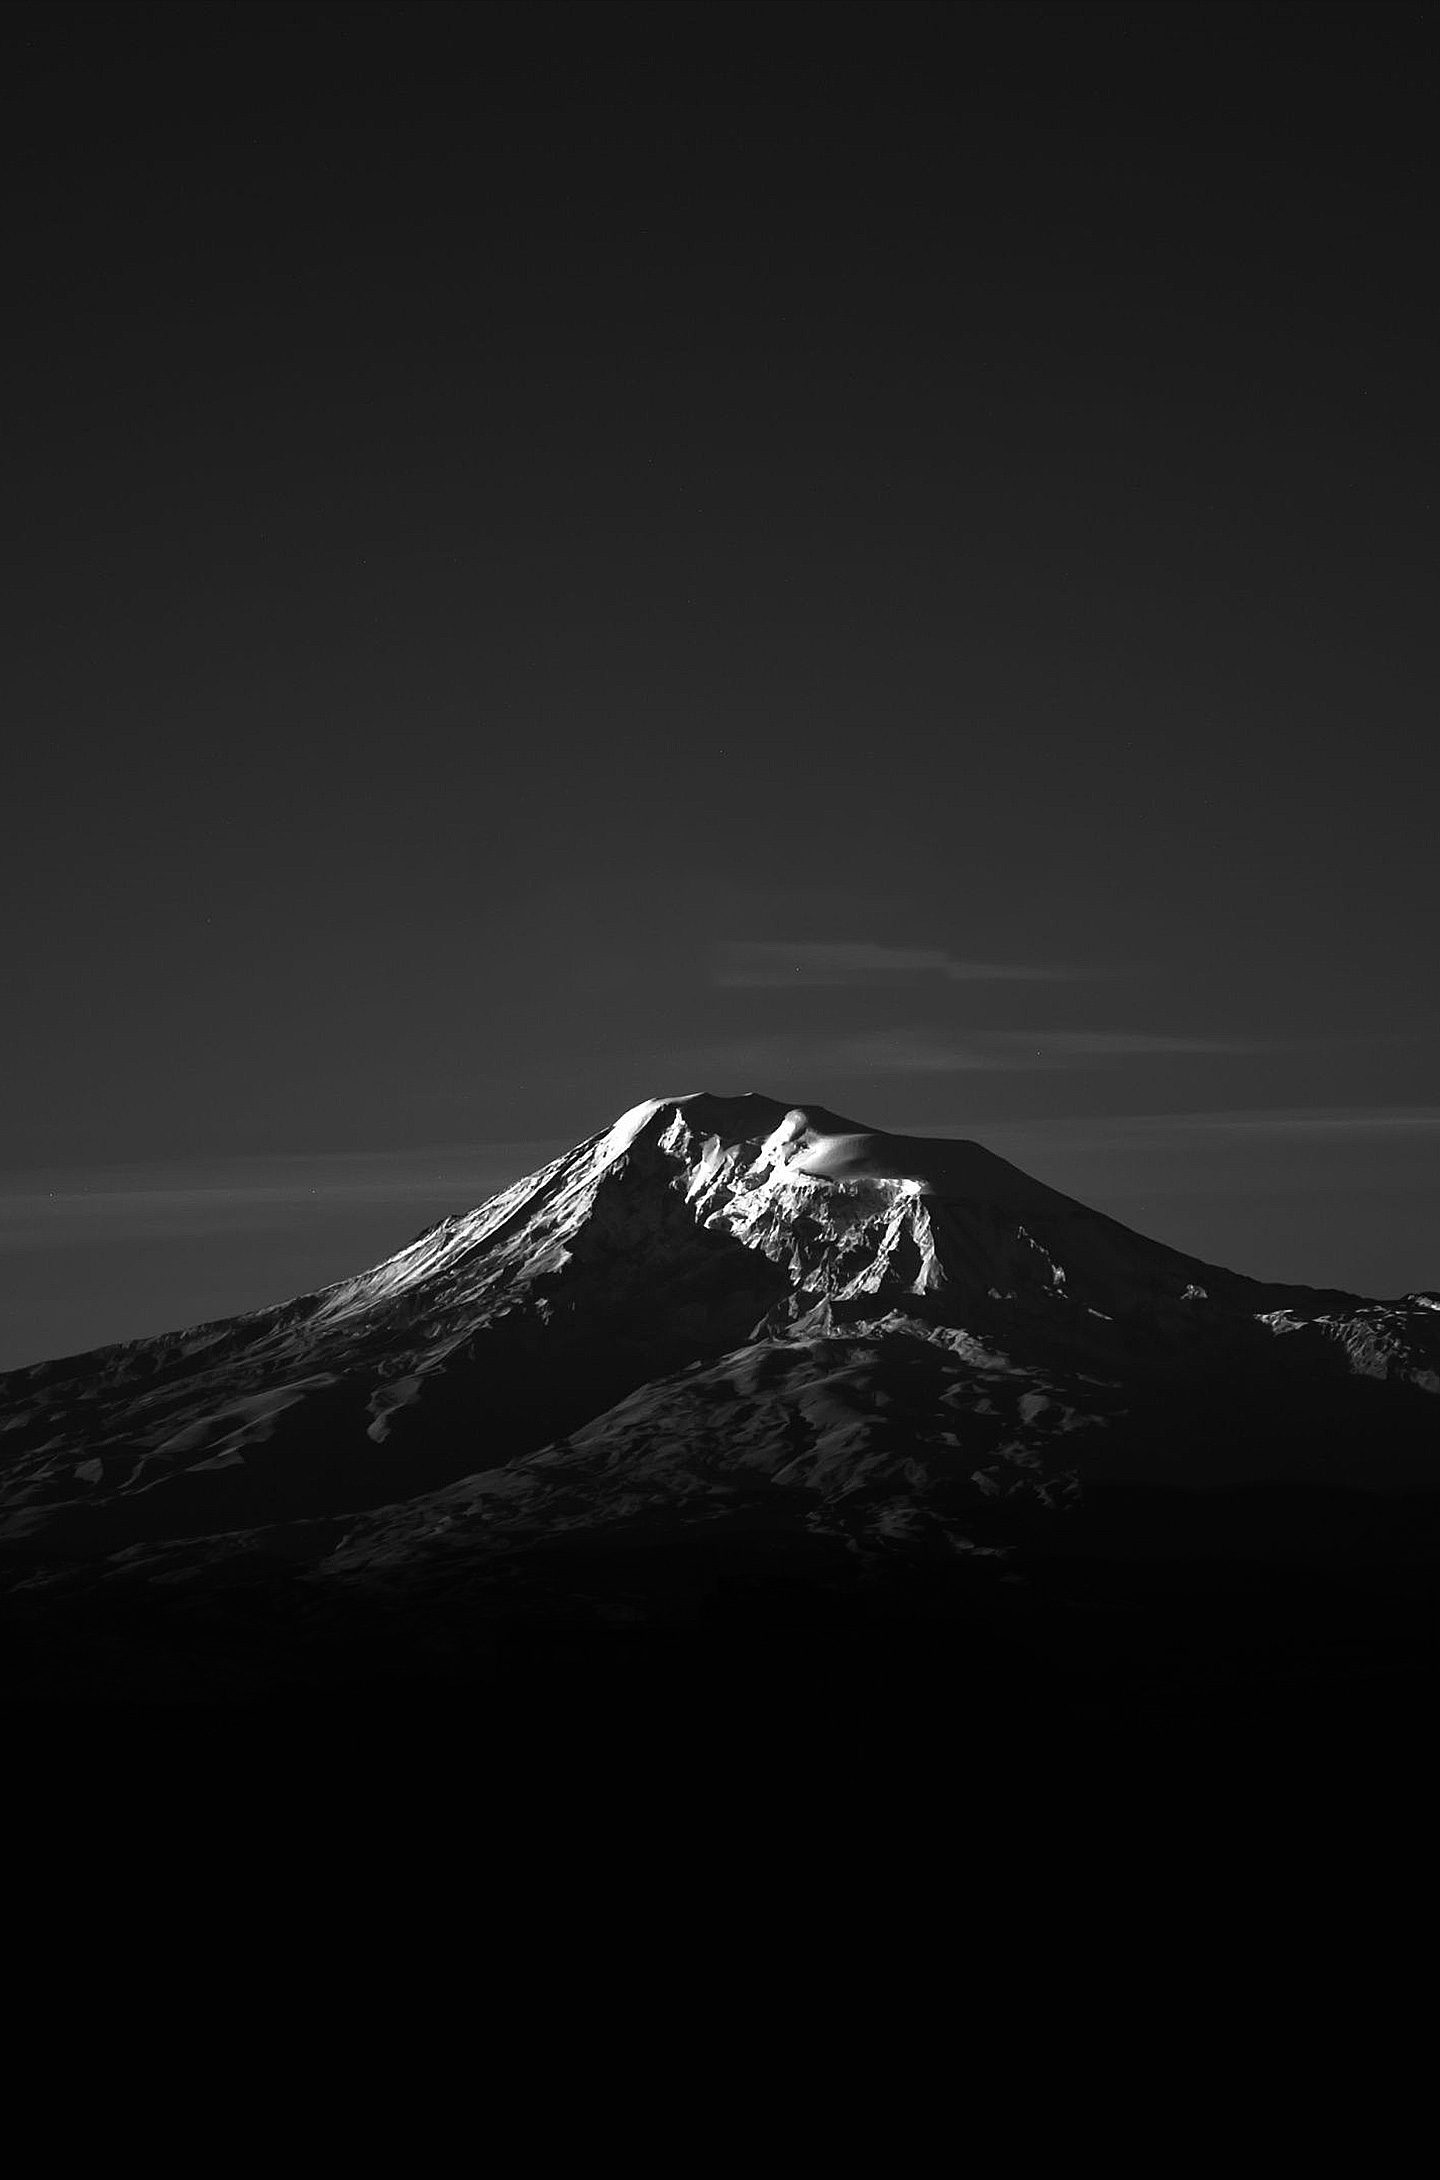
{"left": 887, "top": 1030, "right": 1251, "bottom": 1069}
{"left": 1135, "top": 1105, "right": 1440, "bottom": 1136}
{"left": 654, "top": 1031, "right": 1004, "bottom": 1080}
{"left": 712, "top": 942, "right": 1091, "bottom": 987}
{"left": 668, "top": 1028, "right": 1254, "bottom": 1080}
{"left": 907, "top": 1106, "right": 1440, "bottom": 1153}
{"left": 996, "top": 1031, "right": 1250, "bottom": 1059}
{"left": 0, "top": 1141, "right": 568, "bottom": 1253}
{"left": 941, "top": 1104, "right": 1440, "bottom": 1141}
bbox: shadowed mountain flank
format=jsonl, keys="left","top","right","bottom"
{"left": 1, "top": 1092, "right": 1437, "bottom": 1715}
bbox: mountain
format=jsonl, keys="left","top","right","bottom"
{"left": 3, "top": 1091, "right": 1438, "bottom": 1716}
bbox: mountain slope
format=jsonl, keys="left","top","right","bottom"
{"left": 2, "top": 1093, "right": 1436, "bottom": 1589}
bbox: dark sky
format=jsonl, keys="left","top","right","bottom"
{"left": 3, "top": 0, "right": 1437, "bottom": 1366}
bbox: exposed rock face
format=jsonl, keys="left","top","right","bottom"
{"left": 1, "top": 1092, "right": 1437, "bottom": 1594}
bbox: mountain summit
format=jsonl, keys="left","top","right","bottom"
{"left": 3, "top": 1094, "right": 1437, "bottom": 1603}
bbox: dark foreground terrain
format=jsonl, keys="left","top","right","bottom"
{"left": 6, "top": 1488, "right": 1439, "bottom": 1797}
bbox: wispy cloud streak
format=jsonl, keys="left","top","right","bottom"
{"left": 1131, "top": 1105, "right": 1440, "bottom": 1136}
{"left": 903, "top": 1105, "right": 1440, "bottom": 1153}
{"left": 712, "top": 942, "right": 1092, "bottom": 987}
{"left": 667, "top": 1027, "right": 1254, "bottom": 1079}
{"left": 0, "top": 1141, "right": 568, "bottom": 1252}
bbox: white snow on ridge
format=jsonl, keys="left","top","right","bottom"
{"left": 600, "top": 1096, "right": 692, "bottom": 1161}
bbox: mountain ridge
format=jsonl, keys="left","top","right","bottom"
{"left": 2, "top": 1092, "right": 1436, "bottom": 1575}
{"left": 3, "top": 1089, "right": 1438, "bottom": 1720}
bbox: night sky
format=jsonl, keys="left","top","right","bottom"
{"left": 3, "top": 0, "right": 1436, "bottom": 1368}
